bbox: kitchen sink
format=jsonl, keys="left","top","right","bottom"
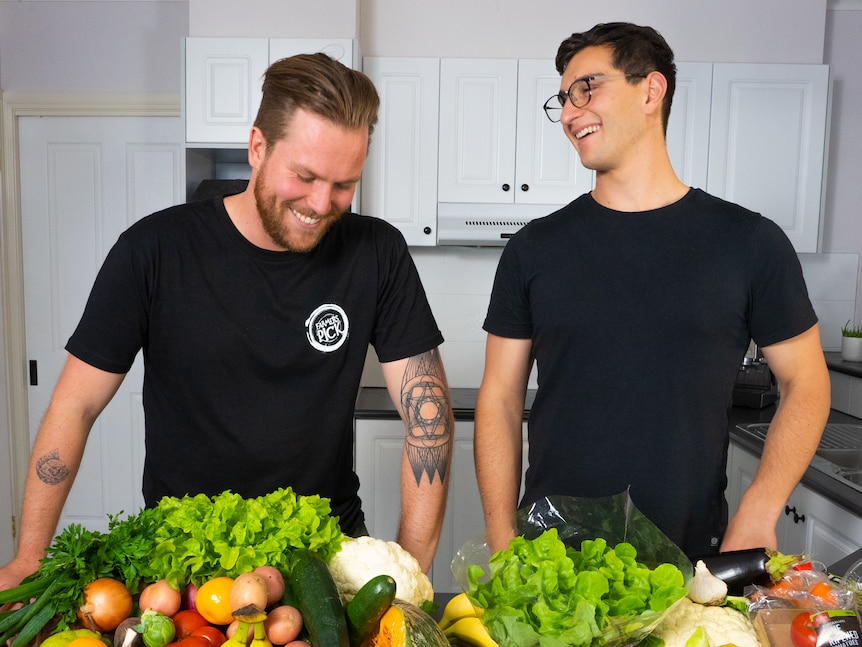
{"left": 840, "top": 472, "right": 862, "bottom": 486}
{"left": 736, "top": 422, "right": 862, "bottom": 493}
{"left": 815, "top": 448, "right": 862, "bottom": 471}
{"left": 737, "top": 422, "right": 862, "bottom": 450}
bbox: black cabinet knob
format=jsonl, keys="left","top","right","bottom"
{"left": 784, "top": 505, "right": 806, "bottom": 524}
{"left": 501, "top": 184, "right": 510, "bottom": 192}
{"left": 423, "top": 226, "right": 432, "bottom": 235}
{"left": 521, "top": 184, "right": 529, "bottom": 192}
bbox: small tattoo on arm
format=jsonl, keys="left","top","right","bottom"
{"left": 36, "top": 450, "right": 70, "bottom": 485}
{"left": 401, "top": 349, "right": 452, "bottom": 485}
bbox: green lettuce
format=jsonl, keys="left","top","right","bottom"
{"left": 467, "top": 529, "right": 687, "bottom": 647}
{"left": 148, "top": 488, "right": 345, "bottom": 589}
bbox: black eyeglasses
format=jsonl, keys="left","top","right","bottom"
{"left": 542, "top": 73, "right": 649, "bottom": 123}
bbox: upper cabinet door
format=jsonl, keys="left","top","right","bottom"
{"left": 362, "top": 57, "right": 440, "bottom": 246}
{"left": 438, "top": 58, "right": 519, "bottom": 204}
{"left": 667, "top": 62, "right": 713, "bottom": 190}
{"left": 515, "top": 60, "right": 593, "bottom": 205}
{"left": 185, "top": 38, "right": 270, "bottom": 145}
{"left": 707, "top": 63, "right": 830, "bottom": 253}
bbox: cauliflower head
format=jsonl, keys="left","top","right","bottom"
{"left": 652, "top": 597, "right": 761, "bottom": 647}
{"left": 327, "top": 536, "right": 434, "bottom": 607}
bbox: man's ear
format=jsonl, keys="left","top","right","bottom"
{"left": 643, "top": 71, "right": 668, "bottom": 117}
{"left": 247, "top": 126, "right": 267, "bottom": 169}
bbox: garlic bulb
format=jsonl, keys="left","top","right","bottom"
{"left": 686, "top": 559, "right": 728, "bottom": 605}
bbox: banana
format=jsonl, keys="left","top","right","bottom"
{"left": 442, "top": 616, "right": 499, "bottom": 647}
{"left": 438, "top": 592, "right": 481, "bottom": 631}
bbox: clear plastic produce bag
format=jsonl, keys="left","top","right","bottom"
{"left": 451, "top": 491, "right": 694, "bottom": 647}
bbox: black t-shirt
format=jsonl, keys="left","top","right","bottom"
{"left": 67, "top": 198, "right": 443, "bottom": 533}
{"left": 484, "top": 189, "right": 817, "bottom": 556}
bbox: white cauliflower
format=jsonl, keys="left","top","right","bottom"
{"left": 652, "top": 597, "right": 761, "bottom": 647}
{"left": 326, "top": 536, "right": 434, "bottom": 607}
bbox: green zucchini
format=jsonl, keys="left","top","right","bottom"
{"left": 289, "top": 549, "right": 349, "bottom": 647}
{"left": 346, "top": 574, "right": 397, "bottom": 647}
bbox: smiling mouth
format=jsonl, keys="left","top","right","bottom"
{"left": 291, "top": 207, "right": 321, "bottom": 226}
{"left": 575, "top": 125, "right": 600, "bottom": 139}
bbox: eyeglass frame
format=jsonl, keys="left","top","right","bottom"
{"left": 542, "top": 73, "right": 650, "bottom": 123}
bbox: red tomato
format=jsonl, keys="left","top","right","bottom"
{"left": 172, "top": 609, "right": 210, "bottom": 638}
{"left": 168, "top": 638, "right": 211, "bottom": 647}
{"left": 791, "top": 612, "right": 818, "bottom": 647}
{"left": 190, "top": 625, "right": 227, "bottom": 647}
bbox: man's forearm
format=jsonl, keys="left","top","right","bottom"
{"left": 386, "top": 349, "right": 454, "bottom": 572}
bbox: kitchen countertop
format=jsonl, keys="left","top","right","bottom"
{"left": 825, "top": 351, "right": 862, "bottom": 378}
{"left": 356, "top": 386, "right": 862, "bottom": 525}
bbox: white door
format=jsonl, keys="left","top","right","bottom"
{"left": 707, "top": 63, "right": 829, "bottom": 253}
{"left": 514, "top": 59, "right": 593, "bottom": 205}
{"left": 438, "top": 58, "right": 519, "bottom": 204}
{"left": 19, "top": 115, "right": 183, "bottom": 534}
{"left": 362, "top": 57, "right": 440, "bottom": 246}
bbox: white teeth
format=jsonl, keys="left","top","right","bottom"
{"left": 292, "top": 208, "right": 319, "bottom": 225}
{"left": 575, "top": 125, "right": 600, "bottom": 139}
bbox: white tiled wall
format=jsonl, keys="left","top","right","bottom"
{"left": 360, "top": 248, "right": 859, "bottom": 389}
{"left": 830, "top": 371, "right": 862, "bottom": 419}
{"left": 799, "top": 253, "right": 860, "bottom": 351}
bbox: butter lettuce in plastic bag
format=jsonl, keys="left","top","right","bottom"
{"left": 451, "top": 491, "right": 693, "bottom": 647}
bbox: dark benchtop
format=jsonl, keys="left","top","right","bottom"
{"left": 356, "top": 385, "right": 862, "bottom": 517}
{"left": 825, "top": 351, "right": 862, "bottom": 378}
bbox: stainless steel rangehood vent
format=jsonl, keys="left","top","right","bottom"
{"left": 436, "top": 202, "right": 559, "bottom": 246}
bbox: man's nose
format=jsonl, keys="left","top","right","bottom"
{"left": 307, "top": 183, "right": 333, "bottom": 215}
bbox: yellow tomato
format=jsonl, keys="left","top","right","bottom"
{"left": 195, "top": 576, "right": 236, "bottom": 625}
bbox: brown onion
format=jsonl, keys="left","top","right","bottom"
{"left": 77, "top": 577, "right": 133, "bottom": 632}
{"left": 138, "top": 578, "right": 182, "bottom": 616}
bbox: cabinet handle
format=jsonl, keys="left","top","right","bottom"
{"left": 423, "top": 226, "right": 432, "bottom": 235}
{"left": 521, "top": 184, "right": 529, "bottom": 192}
{"left": 784, "top": 505, "right": 806, "bottom": 524}
{"left": 501, "top": 184, "right": 511, "bottom": 192}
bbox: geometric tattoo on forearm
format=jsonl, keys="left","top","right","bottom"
{"left": 36, "top": 449, "right": 70, "bottom": 485}
{"left": 401, "top": 349, "right": 452, "bottom": 485}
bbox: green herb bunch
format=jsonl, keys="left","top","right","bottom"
{"left": 842, "top": 320, "right": 862, "bottom": 338}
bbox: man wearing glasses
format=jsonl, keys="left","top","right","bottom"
{"left": 474, "top": 22, "right": 829, "bottom": 558}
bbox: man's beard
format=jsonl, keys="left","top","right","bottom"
{"left": 253, "top": 176, "right": 344, "bottom": 253}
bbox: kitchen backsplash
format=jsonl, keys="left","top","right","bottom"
{"left": 360, "top": 248, "right": 859, "bottom": 389}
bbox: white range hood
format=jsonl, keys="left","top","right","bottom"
{"left": 436, "top": 202, "right": 561, "bottom": 246}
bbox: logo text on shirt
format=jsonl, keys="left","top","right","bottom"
{"left": 305, "top": 303, "right": 349, "bottom": 353}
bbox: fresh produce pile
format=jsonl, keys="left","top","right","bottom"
{"left": 461, "top": 529, "right": 688, "bottom": 647}
{"left": 442, "top": 533, "right": 862, "bottom": 647}
{"left": 0, "top": 488, "right": 448, "bottom": 647}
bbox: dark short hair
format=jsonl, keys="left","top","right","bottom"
{"left": 253, "top": 53, "right": 380, "bottom": 150}
{"left": 555, "top": 22, "right": 677, "bottom": 132}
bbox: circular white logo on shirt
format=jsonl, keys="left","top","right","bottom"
{"left": 305, "top": 304, "right": 349, "bottom": 352}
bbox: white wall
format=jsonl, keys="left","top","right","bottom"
{"left": 359, "top": 0, "right": 827, "bottom": 64}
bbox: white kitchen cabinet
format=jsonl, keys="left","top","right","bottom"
{"left": 726, "top": 443, "right": 862, "bottom": 566}
{"left": 666, "top": 62, "right": 829, "bottom": 253}
{"left": 437, "top": 58, "right": 593, "bottom": 206}
{"left": 361, "top": 57, "right": 440, "bottom": 246}
{"left": 355, "top": 418, "right": 528, "bottom": 593}
{"left": 666, "top": 62, "right": 713, "bottom": 190}
{"left": 706, "top": 63, "right": 829, "bottom": 253}
{"left": 185, "top": 37, "right": 270, "bottom": 145}
{"left": 185, "top": 37, "right": 356, "bottom": 145}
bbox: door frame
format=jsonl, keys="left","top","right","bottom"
{"left": 0, "top": 92, "right": 180, "bottom": 555}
